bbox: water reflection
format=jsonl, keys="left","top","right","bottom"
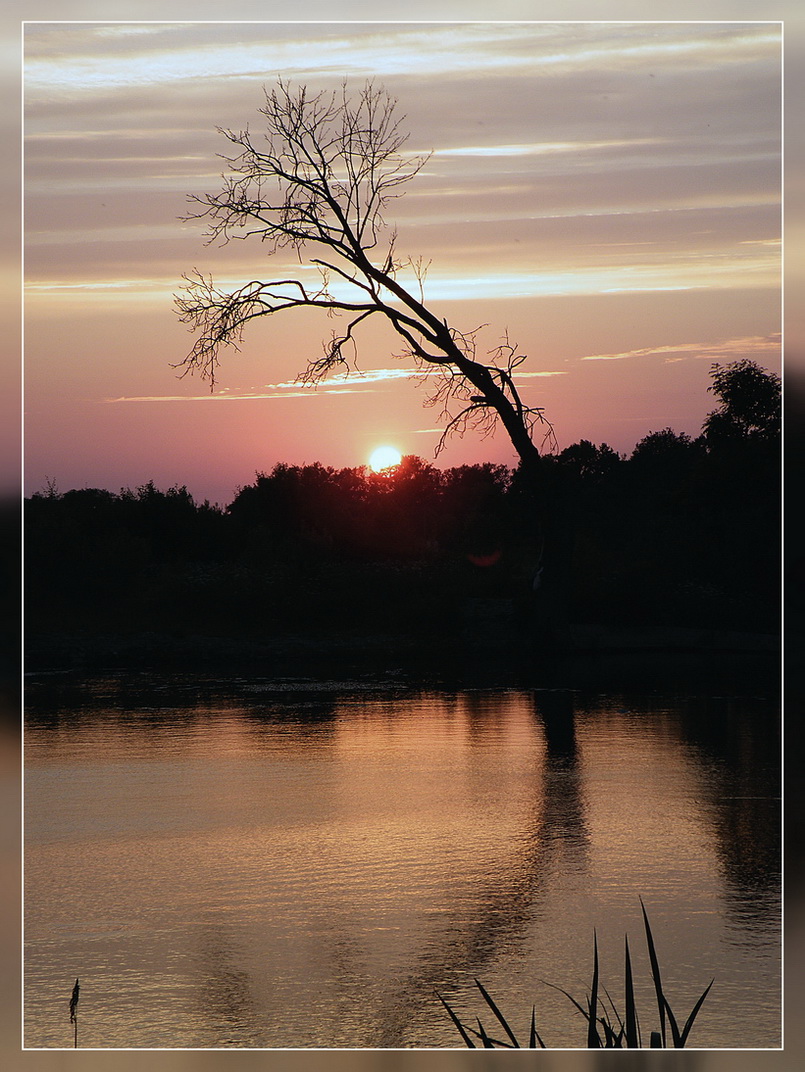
{"left": 361, "top": 689, "right": 592, "bottom": 1046}
{"left": 678, "top": 695, "right": 781, "bottom": 926}
{"left": 194, "top": 926, "right": 262, "bottom": 1047}
{"left": 536, "top": 690, "right": 590, "bottom": 870}
{"left": 24, "top": 675, "right": 780, "bottom": 1049}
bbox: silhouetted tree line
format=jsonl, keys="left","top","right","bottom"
{"left": 25, "top": 360, "right": 780, "bottom": 644}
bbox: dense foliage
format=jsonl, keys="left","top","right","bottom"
{"left": 25, "top": 361, "right": 781, "bottom": 649}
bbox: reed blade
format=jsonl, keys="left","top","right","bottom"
{"left": 641, "top": 898, "right": 667, "bottom": 1047}
{"left": 587, "top": 930, "right": 601, "bottom": 1048}
{"left": 624, "top": 934, "right": 639, "bottom": 1048}
{"left": 474, "top": 978, "right": 520, "bottom": 1048}
{"left": 542, "top": 979, "right": 591, "bottom": 1021}
{"left": 678, "top": 979, "right": 715, "bottom": 1047}
{"left": 601, "top": 1020, "right": 622, "bottom": 1047}
{"left": 529, "top": 1005, "right": 546, "bottom": 1048}
{"left": 664, "top": 997, "right": 683, "bottom": 1048}
{"left": 601, "top": 982, "right": 624, "bottom": 1031}
{"left": 476, "top": 1018, "right": 497, "bottom": 1048}
{"left": 436, "top": 994, "right": 476, "bottom": 1048}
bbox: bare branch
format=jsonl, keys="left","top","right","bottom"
{"left": 176, "top": 78, "right": 550, "bottom": 475}
{"left": 174, "top": 269, "right": 377, "bottom": 385}
{"left": 299, "top": 308, "right": 377, "bottom": 383}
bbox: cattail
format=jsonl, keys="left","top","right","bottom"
{"left": 69, "top": 978, "right": 80, "bottom": 1047}
{"left": 69, "top": 978, "right": 79, "bottom": 1022}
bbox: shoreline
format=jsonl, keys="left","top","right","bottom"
{"left": 23, "top": 624, "right": 782, "bottom": 695}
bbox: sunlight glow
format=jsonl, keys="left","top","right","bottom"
{"left": 369, "top": 445, "right": 402, "bottom": 472}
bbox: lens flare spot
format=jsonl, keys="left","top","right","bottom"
{"left": 369, "top": 445, "right": 402, "bottom": 472}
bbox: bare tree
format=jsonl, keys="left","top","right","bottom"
{"left": 175, "top": 80, "right": 553, "bottom": 480}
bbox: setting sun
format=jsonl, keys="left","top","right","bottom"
{"left": 368, "top": 445, "right": 402, "bottom": 472}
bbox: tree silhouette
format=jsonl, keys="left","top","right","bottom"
{"left": 557, "top": 440, "right": 621, "bottom": 483}
{"left": 175, "top": 80, "right": 553, "bottom": 482}
{"left": 702, "top": 359, "right": 781, "bottom": 445}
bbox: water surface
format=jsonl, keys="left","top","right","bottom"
{"left": 24, "top": 672, "right": 781, "bottom": 1049}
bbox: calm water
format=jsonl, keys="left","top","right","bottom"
{"left": 24, "top": 670, "right": 781, "bottom": 1049}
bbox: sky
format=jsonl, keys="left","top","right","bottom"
{"left": 22, "top": 18, "right": 782, "bottom": 506}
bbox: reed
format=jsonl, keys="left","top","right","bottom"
{"left": 68, "top": 977, "right": 80, "bottom": 1048}
{"left": 438, "top": 900, "right": 714, "bottom": 1049}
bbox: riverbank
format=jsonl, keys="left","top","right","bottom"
{"left": 24, "top": 619, "right": 781, "bottom": 697}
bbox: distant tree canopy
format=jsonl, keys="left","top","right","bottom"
{"left": 227, "top": 457, "right": 512, "bottom": 559}
{"left": 556, "top": 440, "right": 621, "bottom": 483}
{"left": 703, "top": 359, "right": 781, "bottom": 445}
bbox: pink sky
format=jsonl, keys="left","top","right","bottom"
{"left": 23, "top": 20, "right": 782, "bottom": 506}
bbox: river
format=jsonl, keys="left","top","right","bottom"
{"left": 23, "top": 666, "right": 781, "bottom": 1049}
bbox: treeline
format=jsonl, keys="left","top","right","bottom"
{"left": 25, "top": 360, "right": 781, "bottom": 644}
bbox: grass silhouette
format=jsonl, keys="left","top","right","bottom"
{"left": 438, "top": 900, "right": 714, "bottom": 1049}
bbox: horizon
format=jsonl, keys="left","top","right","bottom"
{"left": 24, "top": 21, "right": 782, "bottom": 507}
{"left": 25, "top": 414, "right": 722, "bottom": 510}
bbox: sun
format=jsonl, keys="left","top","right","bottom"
{"left": 368, "top": 445, "right": 402, "bottom": 472}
